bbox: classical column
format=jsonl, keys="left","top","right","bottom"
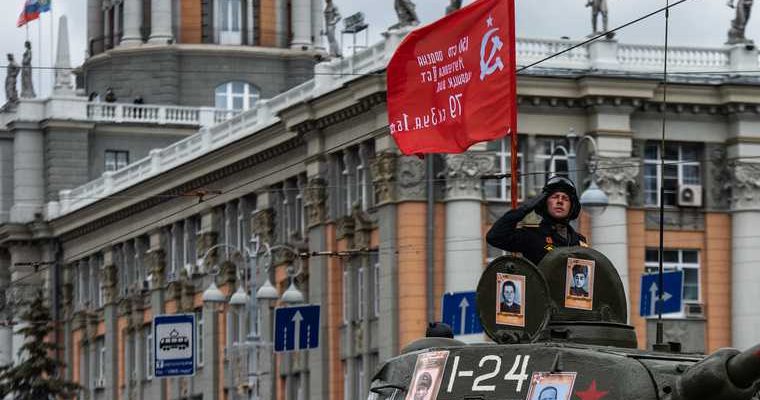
{"left": 104, "top": 7, "right": 112, "bottom": 49}
{"left": 102, "top": 249, "right": 120, "bottom": 400}
{"left": 369, "top": 151, "right": 400, "bottom": 361}
{"left": 730, "top": 162, "right": 760, "bottom": 349}
{"left": 442, "top": 153, "right": 494, "bottom": 293}
{"left": 311, "top": 0, "right": 324, "bottom": 51}
{"left": 88, "top": 0, "right": 104, "bottom": 54}
{"left": 145, "top": 230, "right": 167, "bottom": 399}
{"left": 148, "top": 0, "right": 173, "bottom": 44}
{"left": 290, "top": 0, "right": 313, "bottom": 49}
{"left": 304, "top": 176, "right": 329, "bottom": 400}
{"left": 591, "top": 157, "right": 638, "bottom": 316}
{"left": 113, "top": 1, "right": 122, "bottom": 46}
{"left": 121, "top": 0, "right": 143, "bottom": 46}
{"left": 10, "top": 122, "right": 44, "bottom": 223}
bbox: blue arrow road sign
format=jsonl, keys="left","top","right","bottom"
{"left": 442, "top": 291, "right": 483, "bottom": 336}
{"left": 274, "top": 305, "right": 320, "bottom": 352}
{"left": 153, "top": 313, "right": 195, "bottom": 378}
{"left": 640, "top": 270, "right": 684, "bottom": 317}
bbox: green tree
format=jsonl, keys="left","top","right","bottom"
{"left": 0, "top": 290, "right": 79, "bottom": 400}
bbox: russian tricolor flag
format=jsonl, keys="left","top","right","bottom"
{"left": 17, "top": 0, "right": 51, "bottom": 28}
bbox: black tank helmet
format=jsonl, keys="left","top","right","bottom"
{"left": 536, "top": 176, "right": 581, "bottom": 221}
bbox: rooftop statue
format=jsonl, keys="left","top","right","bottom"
{"left": 586, "top": 0, "right": 614, "bottom": 38}
{"left": 446, "top": 0, "right": 462, "bottom": 15}
{"left": 727, "top": 0, "right": 754, "bottom": 44}
{"left": 393, "top": 0, "right": 419, "bottom": 29}
{"left": 20, "top": 41, "right": 35, "bottom": 99}
{"left": 324, "top": 0, "right": 342, "bottom": 57}
{"left": 5, "top": 54, "right": 19, "bottom": 105}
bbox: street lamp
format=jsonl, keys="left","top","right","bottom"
{"left": 563, "top": 128, "right": 609, "bottom": 217}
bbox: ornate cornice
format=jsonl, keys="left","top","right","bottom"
{"left": 442, "top": 153, "right": 494, "bottom": 201}
{"left": 594, "top": 157, "right": 640, "bottom": 206}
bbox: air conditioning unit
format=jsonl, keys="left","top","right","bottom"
{"left": 684, "top": 303, "right": 704, "bottom": 318}
{"left": 678, "top": 184, "right": 702, "bottom": 207}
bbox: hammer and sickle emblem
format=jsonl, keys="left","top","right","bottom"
{"left": 480, "top": 28, "right": 504, "bottom": 81}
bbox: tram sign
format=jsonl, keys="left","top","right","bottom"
{"left": 153, "top": 313, "right": 195, "bottom": 378}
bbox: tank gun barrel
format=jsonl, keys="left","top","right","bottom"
{"left": 677, "top": 344, "right": 760, "bottom": 400}
{"left": 726, "top": 343, "right": 760, "bottom": 389}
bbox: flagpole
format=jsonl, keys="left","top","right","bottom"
{"left": 50, "top": 3, "right": 55, "bottom": 96}
{"left": 38, "top": 17, "right": 42, "bottom": 96}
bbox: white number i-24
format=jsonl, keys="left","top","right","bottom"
{"left": 445, "top": 354, "right": 530, "bottom": 393}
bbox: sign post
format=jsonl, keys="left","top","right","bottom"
{"left": 442, "top": 291, "right": 483, "bottom": 336}
{"left": 274, "top": 305, "right": 320, "bottom": 353}
{"left": 639, "top": 271, "right": 684, "bottom": 317}
{"left": 153, "top": 313, "right": 195, "bottom": 378}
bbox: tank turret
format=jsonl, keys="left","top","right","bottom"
{"left": 368, "top": 247, "right": 760, "bottom": 400}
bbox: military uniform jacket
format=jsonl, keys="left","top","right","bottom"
{"left": 486, "top": 204, "right": 587, "bottom": 266}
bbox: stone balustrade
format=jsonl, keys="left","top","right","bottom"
{"left": 44, "top": 32, "right": 760, "bottom": 220}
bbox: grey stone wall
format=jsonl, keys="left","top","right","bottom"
{"left": 82, "top": 47, "right": 318, "bottom": 106}
{"left": 0, "top": 138, "right": 13, "bottom": 222}
{"left": 45, "top": 129, "right": 90, "bottom": 202}
{"left": 88, "top": 132, "right": 189, "bottom": 180}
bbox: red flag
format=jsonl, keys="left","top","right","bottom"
{"left": 387, "top": 0, "right": 517, "bottom": 155}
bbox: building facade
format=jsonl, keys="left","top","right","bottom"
{"left": 3, "top": 12, "right": 760, "bottom": 400}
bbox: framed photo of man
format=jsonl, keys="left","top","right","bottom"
{"left": 495, "top": 273, "right": 525, "bottom": 327}
{"left": 405, "top": 350, "right": 449, "bottom": 400}
{"left": 525, "top": 372, "right": 577, "bottom": 400}
{"left": 564, "top": 257, "right": 595, "bottom": 310}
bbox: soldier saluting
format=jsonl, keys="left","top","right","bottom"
{"left": 486, "top": 176, "right": 588, "bottom": 266}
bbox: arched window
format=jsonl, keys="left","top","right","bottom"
{"left": 214, "top": 81, "right": 260, "bottom": 110}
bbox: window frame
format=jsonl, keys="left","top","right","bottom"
{"left": 214, "top": 81, "right": 260, "bottom": 111}
{"left": 644, "top": 248, "right": 701, "bottom": 316}
{"left": 643, "top": 142, "right": 701, "bottom": 207}
{"left": 104, "top": 149, "right": 129, "bottom": 172}
{"left": 484, "top": 136, "right": 525, "bottom": 203}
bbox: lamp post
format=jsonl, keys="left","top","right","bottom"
{"left": 556, "top": 128, "right": 609, "bottom": 216}
{"left": 201, "top": 240, "right": 305, "bottom": 400}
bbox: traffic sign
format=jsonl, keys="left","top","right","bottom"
{"left": 153, "top": 313, "right": 195, "bottom": 378}
{"left": 274, "top": 305, "right": 320, "bottom": 352}
{"left": 442, "top": 291, "right": 483, "bottom": 336}
{"left": 639, "top": 271, "right": 684, "bottom": 317}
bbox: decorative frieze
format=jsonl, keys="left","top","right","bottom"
{"left": 709, "top": 146, "right": 732, "bottom": 209}
{"left": 370, "top": 152, "right": 396, "bottom": 205}
{"left": 594, "top": 157, "right": 640, "bottom": 206}
{"left": 196, "top": 231, "right": 218, "bottom": 273}
{"left": 731, "top": 161, "right": 760, "bottom": 211}
{"left": 335, "top": 216, "right": 355, "bottom": 241}
{"left": 398, "top": 156, "right": 427, "bottom": 201}
{"left": 352, "top": 207, "right": 374, "bottom": 250}
{"left": 442, "top": 153, "right": 494, "bottom": 201}
{"left": 304, "top": 178, "right": 328, "bottom": 228}
{"left": 145, "top": 248, "right": 166, "bottom": 288}
{"left": 101, "top": 262, "right": 118, "bottom": 305}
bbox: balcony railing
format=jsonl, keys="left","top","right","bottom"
{"left": 86, "top": 103, "right": 239, "bottom": 127}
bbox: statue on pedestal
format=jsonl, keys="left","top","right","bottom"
{"left": 393, "top": 0, "right": 419, "bottom": 29}
{"left": 20, "top": 41, "right": 35, "bottom": 98}
{"left": 324, "top": 0, "right": 342, "bottom": 57}
{"left": 727, "top": 0, "right": 754, "bottom": 44}
{"left": 5, "top": 54, "right": 19, "bottom": 104}
{"left": 586, "top": 0, "right": 612, "bottom": 37}
{"left": 446, "top": 0, "right": 463, "bottom": 15}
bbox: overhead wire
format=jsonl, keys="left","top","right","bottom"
{"left": 4, "top": 0, "right": 717, "bottom": 289}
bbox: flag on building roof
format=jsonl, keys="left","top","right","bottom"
{"left": 386, "top": 0, "right": 517, "bottom": 155}
{"left": 17, "top": 0, "right": 51, "bottom": 28}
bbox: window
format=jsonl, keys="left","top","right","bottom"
{"left": 357, "top": 142, "right": 375, "bottom": 211}
{"left": 146, "top": 329, "right": 153, "bottom": 380}
{"left": 357, "top": 358, "right": 365, "bottom": 399}
{"left": 185, "top": 216, "right": 199, "bottom": 272}
{"left": 217, "top": 0, "right": 242, "bottom": 44}
{"left": 168, "top": 222, "right": 183, "bottom": 282}
{"left": 645, "top": 249, "right": 700, "bottom": 305}
{"left": 215, "top": 82, "right": 260, "bottom": 111}
{"left": 644, "top": 142, "right": 701, "bottom": 207}
{"left": 343, "top": 362, "right": 349, "bottom": 399}
{"left": 358, "top": 266, "right": 366, "bottom": 321}
{"left": 372, "top": 256, "right": 380, "bottom": 318}
{"left": 105, "top": 150, "right": 129, "bottom": 172}
{"left": 342, "top": 264, "right": 349, "bottom": 324}
{"left": 98, "top": 344, "right": 106, "bottom": 385}
{"left": 535, "top": 138, "right": 569, "bottom": 180}
{"left": 484, "top": 136, "right": 524, "bottom": 202}
{"left": 196, "top": 310, "right": 204, "bottom": 367}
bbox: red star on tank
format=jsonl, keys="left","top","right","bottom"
{"left": 575, "top": 380, "right": 608, "bottom": 400}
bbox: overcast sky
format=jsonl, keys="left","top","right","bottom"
{"left": 0, "top": 0, "right": 748, "bottom": 103}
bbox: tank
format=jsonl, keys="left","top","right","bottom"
{"left": 368, "top": 247, "right": 760, "bottom": 400}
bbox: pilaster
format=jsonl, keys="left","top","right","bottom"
{"left": 121, "top": 0, "right": 143, "bottom": 46}
{"left": 102, "top": 247, "right": 119, "bottom": 400}
{"left": 442, "top": 153, "right": 493, "bottom": 296}
{"left": 591, "top": 157, "right": 638, "bottom": 319}
{"left": 9, "top": 121, "right": 44, "bottom": 223}
{"left": 148, "top": 0, "right": 173, "bottom": 44}
{"left": 290, "top": 0, "right": 313, "bottom": 49}
{"left": 146, "top": 229, "right": 166, "bottom": 400}
{"left": 730, "top": 162, "right": 760, "bottom": 349}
